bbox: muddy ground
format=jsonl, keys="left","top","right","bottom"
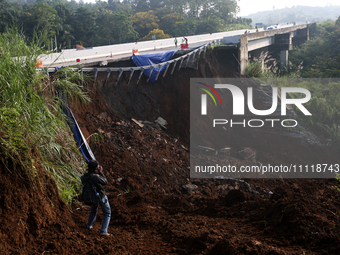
{"left": 1, "top": 47, "right": 340, "bottom": 254}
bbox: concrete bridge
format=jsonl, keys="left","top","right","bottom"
{"left": 222, "top": 24, "right": 308, "bottom": 75}
{"left": 38, "top": 24, "right": 308, "bottom": 80}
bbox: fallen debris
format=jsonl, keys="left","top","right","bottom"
{"left": 182, "top": 183, "right": 198, "bottom": 193}
{"left": 131, "top": 118, "right": 144, "bottom": 128}
{"left": 181, "top": 145, "right": 188, "bottom": 151}
{"left": 155, "top": 117, "right": 168, "bottom": 126}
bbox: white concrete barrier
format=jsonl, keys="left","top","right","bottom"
{"left": 39, "top": 44, "right": 207, "bottom": 85}
{"left": 38, "top": 29, "right": 256, "bottom": 66}
{"left": 38, "top": 24, "right": 296, "bottom": 66}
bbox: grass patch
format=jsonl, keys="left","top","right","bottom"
{"left": 245, "top": 52, "right": 277, "bottom": 78}
{"left": 245, "top": 61, "right": 263, "bottom": 78}
{"left": 0, "top": 29, "right": 90, "bottom": 203}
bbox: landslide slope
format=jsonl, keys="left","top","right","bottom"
{"left": 69, "top": 47, "right": 340, "bottom": 254}
{"left": 1, "top": 47, "right": 339, "bottom": 254}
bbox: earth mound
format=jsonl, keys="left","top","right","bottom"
{"left": 1, "top": 48, "right": 340, "bottom": 254}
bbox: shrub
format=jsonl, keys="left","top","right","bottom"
{"left": 0, "top": 30, "right": 89, "bottom": 203}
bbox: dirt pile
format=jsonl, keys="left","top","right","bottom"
{"left": 0, "top": 47, "right": 340, "bottom": 254}
{"left": 0, "top": 160, "right": 78, "bottom": 254}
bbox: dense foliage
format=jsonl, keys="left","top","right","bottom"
{"left": 246, "top": 18, "right": 340, "bottom": 143}
{"left": 0, "top": 30, "right": 90, "bottom": 203}
{"left": 0, "top": 0, "right": 252, "bottom": 49}
{"left": 289, "top": 18, "right": 340, "bottom": 78}
{"left": 289, "top": 19, "right": 340, "bottom": 142}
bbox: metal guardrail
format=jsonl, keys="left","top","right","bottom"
{"left": 38, "top": 44, "right": 210, "bottom": 85}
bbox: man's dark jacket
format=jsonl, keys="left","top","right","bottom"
{"left": 81, "top": 172, "right": 108, "bottom": 199}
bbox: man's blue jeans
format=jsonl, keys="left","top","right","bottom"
{"left": 86, "top": 195, "right": 111, "bottom": 234}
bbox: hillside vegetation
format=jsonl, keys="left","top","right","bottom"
{"left": 0, "top": 0, "right": 252, "bottom": 49}
{"left": 290, "top": 19, "right": 340, "bottom": 78}
{"left": 0, "top": 30, "right": 89, "bottom": 203}
{"left": 245, "top": 18, "right": 340, "bottom": 144}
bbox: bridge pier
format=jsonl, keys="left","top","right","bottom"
{"left": 236, "top": 25, "right": 309, "bottom": 75}
{"left": 280, "top": 50, "right": 289, "bottom": 67}
{"left": 239, "top": 35, "right": 249, "bottom": 75}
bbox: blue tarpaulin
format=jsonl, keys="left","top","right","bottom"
{"left": 56, "top": 85, "right": 96, "bottom": 162}
{"left": 69, "top": 109, "right": 96, "bottom": 162}
{"left": 132, "top": 50, "right": 176, "bottom": 83}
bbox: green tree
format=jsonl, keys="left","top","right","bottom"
{"left": 187, "top": 0, "right": 205, "bottom": 18}
{"left": 123, "top": 0, "right": 149, "bottom": 13}
{"left": 23, "top": 2, "right": 62, "bottom": 49}
{"left": 95, "top": 8, "right": 113, "bottom": 45}
{"left": 213, "top": 0, "right": 238, "bottom": 22}
{"left": 141, "top": 28, "right": 171, "bottom": 41}
{"left": 149, "top": 0, "right": 164, "bottom": 10}
{"left": 197, "top": 16, "right": 225, "bottom": 34}
{"left": 96, "top": 9, "right": 138, "bottom": 45}
{"left": 153, "top": 7, "right": 172, "bottom": 20}
{"left": 58, "top": 24, "right": 74, "bottom": 49}
{"left": 0, "top": 1, "right": 23, "bottom": 33}
{"left": 111, "top": 11, "right": 138, "bottom": 44}
{"left": 70, "top": 6, "right": 97, "bottom": 47}
{"left": 159, "top": 12, "right": 186, "bottom": 36}
{"left": 54, "top": 2, "right": 71, "bottom": 21}
{"left": 164, "top": 0, "right": 186, "bottom": 14}
{"left": 290, "top": 19, "right": 340, "bottom": 78}
{"left": 108, "top": 0, "right": 130, "bottom": 12}
{"left": 28, "top": 2, "right": 59, "bottom": 31}
{"left": 173, "top": 17, "right": 197, "bottom": 36}
{"left": 0, "top": 0, "right": 245, "bottom": 48}
{"left": 133, "top": 10, "right": 159, "bottom": 38}
{"left": 26, "top": 0, "right": 37, "bottom": 5}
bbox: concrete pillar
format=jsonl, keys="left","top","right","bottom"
{"left": 306, "top": 27, "right": 309, "bottom": 41}
{"left": 289, "top": 32, "right": 294, "bottom": 50}
{"left": 239, "top": 35, "right": 248, "bottom": 75}
{"left": 280, "top": 50, "right": 288, "bottom": 67}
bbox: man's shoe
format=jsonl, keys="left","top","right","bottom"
{"left": 100, "top": 233, "right": 112, "bottom": 236}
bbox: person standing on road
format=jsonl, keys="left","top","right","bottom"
{"left": 183, "top": 37, "right": 188, "bottom": 44}
{"left": 81, "top": 160, "right": 111, "bottom": 236}
{"left": 174, "top": 37, "right": 178, "bottom": 47}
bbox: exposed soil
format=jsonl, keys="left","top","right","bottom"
{"left": 1, "top": 47, "right": 340, "bottom": 254}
